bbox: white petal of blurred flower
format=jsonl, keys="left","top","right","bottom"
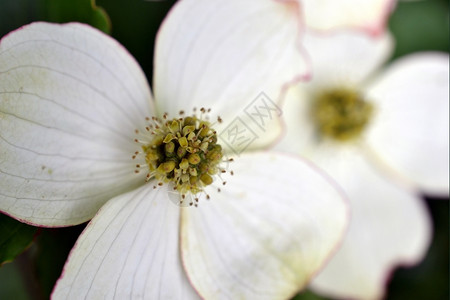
{"left": 294, "top": 0, "right": 420, "bottom": 34}
{"left": 292, "top": 0, "right": 396, "bottom": 34}
{"left": 276, "top": 30, "right": 447, "bottom": 299}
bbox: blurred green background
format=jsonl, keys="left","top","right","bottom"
{"left": 0, "top": 0, "right": 448, "bottom": 299}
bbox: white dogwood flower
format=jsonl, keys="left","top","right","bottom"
{"left": 0, "top": 0, "right": 348, "bottom": 299}
{"left": 277, "top": 30, "right": 448, "bottom": 300}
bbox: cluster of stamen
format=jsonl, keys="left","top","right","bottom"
{"left": 311, "top": 88, "right": 373, "bottom": 142}
{"left": 133, "top": 108, "right": 232, "bottom": 206}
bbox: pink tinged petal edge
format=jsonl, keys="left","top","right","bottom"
{"left": 0, "top": 22, "right": 154, "bottom": 227}
{"left": 153, "top": 0, "right": 312, "bottom": 150}
{"left": 364, "top": 52, "right": 449, "bottom": 197}
{"left": 52, "top": 184, "right": 200, "bottom": 300}
{"left": 180, "top": 151, "right": 350, "bottom": 300}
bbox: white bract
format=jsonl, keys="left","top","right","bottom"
{"left": 0, "top": 0, "right": 349, "bottom": 299}
{"left": 276, "top": 30, "right": 448, "bottom": 300}
{"left": 293, "top": 0, "right": 396, "bottom": 34}
{"left": 150, "top": 0, "right": 410, "bottom": 34}
{"left": 297, "top": 0, "right": 420, "bottom": 34}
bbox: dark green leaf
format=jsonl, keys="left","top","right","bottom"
{"left": 292, "top": 289, "right": 329, "bottom": 300}
{"left": 0, "top": 0, "right": 110, "bottom": 38}
{"left": 38, "top": 0, "right": 111, "bottom": 34}
{"left": 0, "top": 261, "right": 30, "bottom": 300}
{"left": 0, "top": 0, "right": 39, "bottom": 37}
{"left": 96, "top": 0, "right": 175, "bottom": 82}
{"left": 389, "top": 0, "right": 449, "bottom": 59}
{"left": 33, "top": 226, "right": 85, "bottom": 299}
{"left": 0, "top": 214, "right": 37, "bottom": 265}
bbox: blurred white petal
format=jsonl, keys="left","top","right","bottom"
{"left": 302, "top": 30, "right": 394, "bottom": 90}
{"left": 307, "top": 147, "right": 431, "bottom": 300}
{"left": 299, "top": 0, "right": 395, "bottom": 34}
{"left": 366, "top": 53, "right": 449, "bottom": 196}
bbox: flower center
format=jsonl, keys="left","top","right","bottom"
{"left": 133, "top": 109, "right": 229, "bottom": 206}
{"left": 311, "top": 88, "right": 373, "bottom": 142}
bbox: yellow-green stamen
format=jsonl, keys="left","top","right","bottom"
{"left": 136, "top": 110, "right": 225, "bottom": 203}
{"left": 311, "top": 88, "right": 373, "bottom": 142}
